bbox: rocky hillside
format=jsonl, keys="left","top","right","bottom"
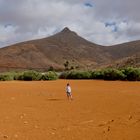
{"left": 0, "top": 27, "right": 139, "bottom": 71}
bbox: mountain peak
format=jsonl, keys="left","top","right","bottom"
{"left": 60, "top": 27, "right": 78, "bottom": 36}
{"left": 61, "top": 27, "right": 71, "bottom": 32}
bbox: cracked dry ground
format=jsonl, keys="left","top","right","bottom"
{"left": 0, "top": 80, "right": 140, "bottom": 140}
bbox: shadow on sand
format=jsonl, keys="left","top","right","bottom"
{"left": 47, "top": 98, "right": 64, "bottom": 101}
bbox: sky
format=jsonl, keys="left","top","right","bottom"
{"left": 0, "top": 0, "right": 140, "bottom": 47}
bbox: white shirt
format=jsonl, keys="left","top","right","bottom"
{"left": 66, "top": 85, "right": 71, "bottom": 93}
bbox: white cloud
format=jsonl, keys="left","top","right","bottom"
{"left": 0, "top": 0, "right": 140, "bottom": 47}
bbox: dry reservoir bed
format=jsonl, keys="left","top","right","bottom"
{"left": 0, "top": 80, "right": 140, "bottom": 140}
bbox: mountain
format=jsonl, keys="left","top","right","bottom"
{"left": 102, "top": 41, "right": 140, "bottom": 68}
{"left": 0, "top": 27, "right": 140, "bottom": 71}
{"left": 105, "top": 54, "right": 140, "bottom": 68}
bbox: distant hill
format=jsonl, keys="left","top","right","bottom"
{"left": 102, "top": 41, "right": 140, "bottom": 68}
{"left": 0, "top": 27, "right": 140, "bottom": 71}
{"left": 105, "top": 54, "right": 140, "bottom": 69}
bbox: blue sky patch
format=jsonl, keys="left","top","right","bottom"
{"left": 84, "top": 2, "right": 93, "bottom": 8}
{"left": 4, "top": 24, "right": 12, "bottom": 28}
{"left": 105, "top": 22, "right": 118, "bottom": 32}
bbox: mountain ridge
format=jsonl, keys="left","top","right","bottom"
{"left": 0, "top": 27, "right": 140, "bottom": 71}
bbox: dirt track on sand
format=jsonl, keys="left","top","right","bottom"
{"left": 0, "top": 80, "right": 140, "bottom": 140}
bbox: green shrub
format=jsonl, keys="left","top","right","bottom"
{"left": 64, "top": 71, "right": 91, "bottom": 79}
{"left": 41, "top": 71, "right": 58, "bottom": 80}
{"left": 59, "top": 71, "right": 69, "bottom": 79}
{"left": 0, "top": 74, "right": 14, "bottom": 81}
{"left": 14, "top": 72, "right": 24, "bottom": 80}
{"left": 103, "top": 69, "right": 126, "bottom": 80}
{"left": 91, "top": 70, "right": 104, "bottom": 79}
{"left": 122, "top": 67, "right": 140, "bottom": 81}
{"left": 16, "top": 70, "right": 42, "bottom": 81}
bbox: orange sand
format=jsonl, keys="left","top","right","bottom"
{"left": 0, "top": 80, "right": 140, "bottom": 140}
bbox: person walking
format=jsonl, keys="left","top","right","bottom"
{"left": 66, "top": 83, "right": 73, "bottom": 100}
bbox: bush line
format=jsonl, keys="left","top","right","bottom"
{"left": 59, "top": 67, "right": 140, "bottom": 81}
{"left": 0, "top": 67, "right": 140, "bottom": 81}
{"left": 0, "top": 70, "right": 58, "bottom": 81}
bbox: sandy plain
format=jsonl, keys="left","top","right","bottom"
{"left": 0, "top": 80, "right": 140, "bottom": 140}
